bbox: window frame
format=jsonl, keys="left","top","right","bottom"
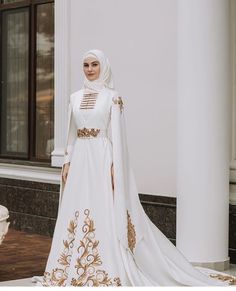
{"left": 0, "top": 0, "right": 54, "bottom": 165}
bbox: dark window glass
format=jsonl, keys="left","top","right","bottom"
{"left": 2, "top": 0, "right": 24, "bottom": 3}
{"left": 1, "top": 8, "right": 29, "bottom": 157}
{"left": 36, "top": 3, "right": 54, "bottom": 159}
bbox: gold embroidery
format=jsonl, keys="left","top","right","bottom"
{"left": 42, "top": 209, "right": 121, "bottom": 287}
{"left": 209, "top": 273, "right": 236, "bottom": 285}
{"left": 113, "top": 96, "right": 124, "bottom": 113}
{"left": 42, "top": 211, "right": 79, "bottom": 286}
{"left": 71, "top": 209, "right": 121, "bottom": 286}
{"left": 127, "top": 210, "right": 136, "bottom": 254}
{"left": 77, "top": 127, "right": 100, "bottom": 138}
{"left": 80, "top": 92, "right": 98, "bottom": 110}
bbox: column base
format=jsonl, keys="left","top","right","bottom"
{"left": 230, "top": 184, "right": 236, "bottom": 205}
{"left": 191, "top": 257, "right": 230, "bottom": 271}
{"left": 51, "top": 149, "right": 64, "bottom": 167}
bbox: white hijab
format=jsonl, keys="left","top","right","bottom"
{"left": 82, "top": 49, "right": 115, "bottom": 92}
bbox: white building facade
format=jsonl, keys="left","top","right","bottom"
{"left": 0, "top": 0, "right": 235, "bottom": 270}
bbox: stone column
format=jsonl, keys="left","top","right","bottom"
{"left": 176, "top": 0, "right": 231, "bottom": 271}
{"left": 51, "top": 0, "right": 71, "bottom": 167}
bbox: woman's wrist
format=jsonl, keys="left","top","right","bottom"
{"left": 63, "top": 162, "right": 70, "bottom": 168}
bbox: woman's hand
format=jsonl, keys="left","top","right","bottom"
{"left": 111, "top": 162, "right": 114, "bottom": 191}
{"left": 62, "top": 162, "right": 70, "bottom": 184}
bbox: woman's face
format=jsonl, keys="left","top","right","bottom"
{"left": 83, "top": 57, "right": 100, "bottom": 81}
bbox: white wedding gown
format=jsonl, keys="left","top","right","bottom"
{"left": 32, "top": 87, "right": 236, "bottom": 287}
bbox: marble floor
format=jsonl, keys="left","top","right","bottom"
{"left": 0, "top": 229, "right": 51, "bottom": 283}
{"left": 0, "top": 264, "right": 235, "bottom": 287}
{"left": 0, "top": 229, "right": 236, "bottom": 287}
{"left": 0, "top": 277, "right": 36, "bottom": 287}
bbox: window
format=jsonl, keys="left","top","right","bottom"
{"left": 0, "top": 0, "right": 54, "bottom": 163}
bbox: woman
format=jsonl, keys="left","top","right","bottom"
{"left": 33, "top": 49, "right": 235, "bottom": 286}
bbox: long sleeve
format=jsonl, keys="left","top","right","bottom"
{"left": 110, "top": 92, "right": 147, "bottom": 255}
{"left": 63, "top": 97, "right": 77, "bottom": 166}
{"left": 59, "top": 95, "right": 77, "bottom": 211}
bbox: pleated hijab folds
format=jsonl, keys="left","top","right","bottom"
{"left": 82, "top": 49, "right": 115, "bottom": 92}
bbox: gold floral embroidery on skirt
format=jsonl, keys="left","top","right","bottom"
{"left": 42, "top": 210, "right": 79, "bottom": 286}
{"left": 71, "top": 209, "right": 121, "bottom": 286}
{"left": 209, "top": 273, "right": 236, "bottom": 285}
{"left": 127, "top": 210, "right": 136, "bottom": 254}
{"left": 42, "top": 209, "right": 121, "bottom": 287}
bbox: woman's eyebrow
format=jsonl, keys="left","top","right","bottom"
{"left": 83, "top": 61, "right": 99, "bottom": 64}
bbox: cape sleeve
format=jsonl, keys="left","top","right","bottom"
{"left": 110, "top": 92, "right": 147, "bottom": 256}
{"left": 58, "top": 94, "right": 77, "bottom": 211}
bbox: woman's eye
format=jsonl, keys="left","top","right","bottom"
{"left": 92, "top": 63, "right": 98, "bottom": 66}
{"left": 83, "top": 64, "right": 88, "bottom": 67}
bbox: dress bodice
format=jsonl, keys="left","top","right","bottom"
{"left": 63, "top": 87, "right": 119, "bottom": 165}
{"left": 71, "top": 87, "right": 114, "bottom": 133}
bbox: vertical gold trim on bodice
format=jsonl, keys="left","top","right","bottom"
{"left": 127, "top": 210, "right": 136, "bottom": 254}
{"left": 42, "top": 209, "right": 122, "bottom": 287}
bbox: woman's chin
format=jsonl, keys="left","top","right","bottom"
{"left": 87, "top": 76, "right": 98, "bottom": 81}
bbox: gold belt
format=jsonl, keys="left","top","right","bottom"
{"left": 77, "top": 127, "right": 101, "bottom": 138}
